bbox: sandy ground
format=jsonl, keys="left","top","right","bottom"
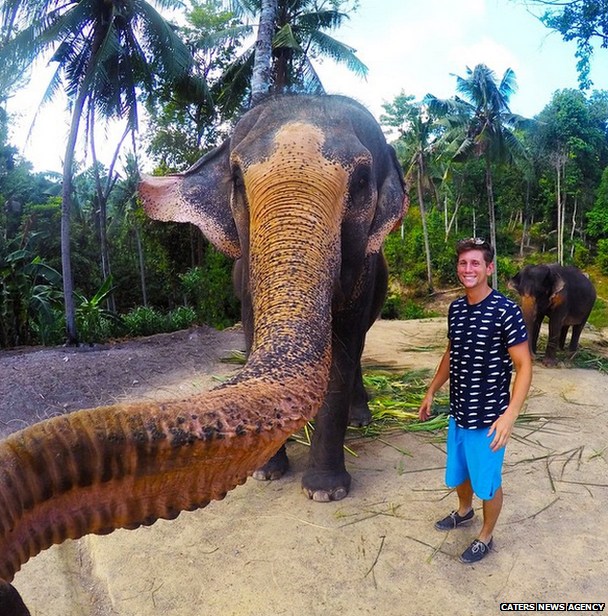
{"left": 3, "top": 319, "right": 608, "bottom": 616}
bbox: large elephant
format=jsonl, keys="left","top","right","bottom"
{"left": 0, "top": 95, "right": 407, "bottom": 614}
{"left": 508, "top": 264, "right": 596, "bottom": 366}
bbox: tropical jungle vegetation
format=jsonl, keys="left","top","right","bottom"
{"left": 2, "top": 0, "right": 608, "bottom": 348}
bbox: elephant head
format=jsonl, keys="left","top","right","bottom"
{"left": 0, "top": 95, "right": 407, "bottom": 612}
{"left": 509, "top": 263, "right": 561, "bottom": 317}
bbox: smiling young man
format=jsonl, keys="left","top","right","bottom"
{"left": 419, "top": 238, "right": 532, "bottom": 564}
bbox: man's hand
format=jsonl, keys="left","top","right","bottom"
{"left": 488, "top": 412, "right": 517, "bottom": 452}
{"left": 418, "top": 393, "right": 434, "bottom": 422}
{"left": 419, "top": 344, "right": 451, "bottom": 422}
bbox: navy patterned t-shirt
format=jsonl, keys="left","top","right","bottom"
{"left": 447, "top": 289, "right": 528, "bottom": 429}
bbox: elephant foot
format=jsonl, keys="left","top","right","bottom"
{"left": 302, "top": 469, "right": 351, "bottom": 502}
{"left": 542, "top": 355, "right": 558, "bottom": 367}
{"left": 252, "top": 446, "right": 289, "bottom": 481}
{"left": 348, "top": 401, "right": 372, "bottom": 427}
{"left": 0, "top": 582, "right": 31, "bottom": 616}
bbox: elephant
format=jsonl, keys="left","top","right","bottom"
{"left": 0, "top": 94, "right": 408, "bottom": 614}
{"left": 508, "top": 264, "right": 596, "bottom": 366}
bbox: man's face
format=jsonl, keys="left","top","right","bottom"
{"left": 456, "top": 248, "right": 494, "bottom": 290}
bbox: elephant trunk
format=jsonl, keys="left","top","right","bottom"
{"left": 0, "top": 173, "right": 344, "bottom": 584}
{"left": 518, "top": 294, "right": 538, "bottom": 353}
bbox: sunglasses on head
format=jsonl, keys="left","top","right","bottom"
{"left": 457, "top": 237, "right": 488, "bottom": 246}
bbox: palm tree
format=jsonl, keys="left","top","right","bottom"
{"left": 426, "top": 64, "right": 529, "bottom": 287}
{"left": 1, "top": 0, "right": 193, "bottom": 343}
{"left": 251, "top": 0, "right": 278, "bottom": 105}
{"left": 221, "top": 0, "right": 368, "bottom": 109}
{"left": 381, "top": 92, "right": 441, "bottom": 292}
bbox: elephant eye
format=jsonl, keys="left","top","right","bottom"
{"left": 232, "top": 169, "right": 244, "bottom": 190}
{"left": 353, "top": 165, "right": 370, "bottom": 187}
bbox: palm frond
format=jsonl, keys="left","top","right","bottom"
{"left": 307, "top": 29, "right": 368, "bottom": 77}
{"left": 296, "top": 8, "right": 349, "bottom": 31}
{"left": 135, "top": 0, "right": 193, "bottom": 79}
{"left": 223, "top": 0, "right": 258, "bottom": 20}
{"left": 293, "top": 54, "right": 324, "bottom": 94}
{"left": 273, "top": 23, "right": 302, "bottom": 51}
{"left": 216, "top": 46, "right": 255, "bottom": 113}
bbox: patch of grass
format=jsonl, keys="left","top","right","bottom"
{"left": 571, "top": 347, "right": 608, "bottom": 373}
{"left": 584, "top": 265, "right": 608, "bottom": 329}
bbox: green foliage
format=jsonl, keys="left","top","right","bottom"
{"left": 121, "top": 305, "right": 198, "bottom": 338}
{"left": 123, "top": 306, "right": 170, "bottom": 338}
{"left": 381, "top": 295, "right": 437, "bottom": 320}
{"left": 524, "top": 0, "right": 608, "bottom": 89}
{"left": 587, "top": 165, "right": 608, "bottom": 238}
{"left": 495, "top": 255, "right": 519, "bottom": 285}
{"left": 75, "top": 276, "right": 124, "bottom": 344}
{"left": 179, "top": 248, "right": 240, "bottom": 329}
{"left": 596, "top": 238, "right": 608, "bottom": 275}
{"left": 169, "top": 305, "right": 198, "bottom": 330}
{"left": 0, "top": 236, "right": 63, "bottom": 347}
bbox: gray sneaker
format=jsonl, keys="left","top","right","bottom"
{"left": 434, "top": 509, "right": 474, "bottom": 531}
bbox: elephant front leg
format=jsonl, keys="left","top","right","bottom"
{"left": 252, "top": 444, "right": 289, "bottom": 481}
{"left": 302, "top": 332, "right": 362, "bottom": 502}
{"left": 543, "top": 318, "right": 561, "bottom": 366}
{"left": 348, "top": 363, "right": 372, "bottom": 427}
{"left": 0, "top": 582, "right": 31, "bottom": 616}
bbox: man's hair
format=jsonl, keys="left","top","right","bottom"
{"left": 455, "top": 237, "right": 494, "bottom": 264}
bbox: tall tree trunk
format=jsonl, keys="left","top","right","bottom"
{"left": 134, "top": 216, "right": 148, "bottom": 307}
{"left": 556, "top": 162, "right": 563, "bottom": 265}
{"left": 416, "top": 153, "right": 433, "bottom": 292}
{"left": 89, "top": 110, "right": 115, "bottom": 313}
{"left": 485, "top": 153, "right": 498, "bottom": 288}
{"left": 251, "top": 0, "right": 277, "bottom": 106}
{"left": 61, "top": 86, "right": 90, "bottom": 345}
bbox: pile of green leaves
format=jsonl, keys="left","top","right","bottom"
{"left": 358, "top": 369, "right": 449, "bottom": 436}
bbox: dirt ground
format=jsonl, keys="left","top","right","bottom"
{"left": 1, "top": 317, "right": 608, "bottom": 616}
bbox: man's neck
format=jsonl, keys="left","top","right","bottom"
{"left": 466, "top": 284, "right": 492, "bottom": 305}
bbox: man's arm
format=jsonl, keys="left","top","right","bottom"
{"left": 488, "top": 340, "right": 533, "bottom": 452}
{"left": 419, "top": 342, "right": 450, "bottom": 422}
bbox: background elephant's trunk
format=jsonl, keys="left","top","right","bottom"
{"left": 519, "top": 294, "right": 539, "bottom": 353}
{"left": 0, "top": 166, "right": 344, "bottom": 585}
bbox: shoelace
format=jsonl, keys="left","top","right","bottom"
{"left": 471, "top": 540, "right": 486, "bottom": 553}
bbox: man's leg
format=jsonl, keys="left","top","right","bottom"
{"left": 456, "top": 478, "right": 474, "bottom": 517}
{"left": 479, "top": 485, "right": 503, "bottom": 545}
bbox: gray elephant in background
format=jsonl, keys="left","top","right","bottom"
{"left": 508, "top": 264, "right": 596, "bottom": 366}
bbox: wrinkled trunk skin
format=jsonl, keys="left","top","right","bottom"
{"left": 519, "top": 294, "right": 540, "bottom": 357}
{"left": 0, "top": 176, "right": 341, "bottom": 599}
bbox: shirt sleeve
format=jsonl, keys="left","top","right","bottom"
{"left": 502, "top": 302, "right": 528, "bottom": 348}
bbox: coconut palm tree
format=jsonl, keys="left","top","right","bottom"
{"left": 220, "top": 0, "right": 367, "bottom": 110}
{"left": 251, "top": 0, "right": 277, "bottom": 105}
{"left": 1, "top": 0, "right": 193, "bottom": 343}
{"left": 381, "top": 92, "right": 443, "bottom": 292}
{"left": 425, "top": 64, "right": 530, "bottom": 287}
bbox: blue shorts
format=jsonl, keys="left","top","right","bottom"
{"left": 445, "top": 417, "right": 505, "bottom": 500}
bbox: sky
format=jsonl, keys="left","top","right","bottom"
{"left": 5, "top": 0, "right": 608, "bottom": 174}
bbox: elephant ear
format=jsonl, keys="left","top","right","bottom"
{"left": 550, "top": 270, "right": 566, "bottom": 303}
{"left": 508, "top": 272, "right": 521, "bottom": 293}
{"left": 366, "top": 145, "right": 409, "bottom": 255}
{"left": 139, "top": 139, "right": 241, "bottom": 259}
